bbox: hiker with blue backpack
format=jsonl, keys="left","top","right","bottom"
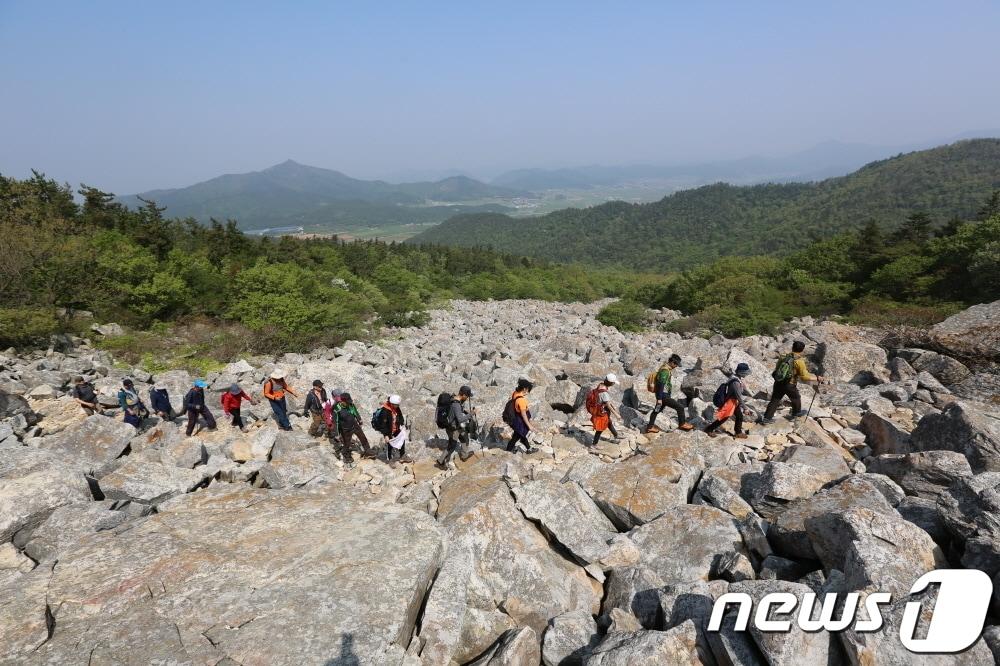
{"left": 759, "top": 341, "right": 824, "bottom": 424}
{"left": 705, "top": 363, "right": 752, "bottom": 439}
{"left": 373, "top": 394, "right": 412, "bottom": 465}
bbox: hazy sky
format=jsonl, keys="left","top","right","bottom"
{"left": 2, "top": 1, "right": 999, "bottom": 194}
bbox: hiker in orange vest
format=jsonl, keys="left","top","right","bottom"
{"left": 503, "top": 379, "right": 539, "bottom": 454}
{"left": 263, "top": 370, "right": 298, "bottom": 431}
{"left": 587, "top": 373, "right": 621, "bottom": 447}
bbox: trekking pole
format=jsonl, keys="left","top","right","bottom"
{"left": 794, "top": 385, "right": 820, "bottom": 434}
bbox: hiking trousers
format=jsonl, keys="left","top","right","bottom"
{"left": 338, "top": 425, "right": 372, "bottom": 461}
{"left": 764, "top": 380, "right": 801, "bottom": 419}
{"left": 309, "top": 412, "right": 325, "bottom": 437}
{"left": 186, "top": 406, "right": 216, "bottom": 436}
{"left": 648, "top": 397, "right": 686, "bottom": 429}
{"left": 269, "top": 397, "right": 292, "bottom": 430}
{"left": 439, "top": 427, "right": 469, "bottom": 465}
{"left": 706, "top": 410, "right": 744, "bottom": 436}
{"left": 229, "top": 408, "right": 244, "bottom": 429}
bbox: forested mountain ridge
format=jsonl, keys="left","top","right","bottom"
{"left": 118, "top": 160, "right": 530, "bottom": 231}
{"left": 411, "top": 139, "right": 1000, "bottom": 269}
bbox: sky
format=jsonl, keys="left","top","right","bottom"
{"left": 2, "top": 1, "right": 999, "bottom": 194}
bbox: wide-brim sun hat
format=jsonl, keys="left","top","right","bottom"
{"left": 389, "top": 394, "right": 402, "bottom": 405}
{"left": 735, "top": 363, "right": 751, "bottom": 377}
{"left": 605, "top": 373, "right": 619, "bottom": 384}
{"left": 270, "top": 369, "right": 285, "bottom": 380}
{"left": 229, "top": 384, "right": 241, "bottom": 394}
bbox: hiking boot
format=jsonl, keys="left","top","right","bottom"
{"left": 400, "top": 455, "right": 414, "bottom": 464}
{"left": 361, "top": 450, "right": 378, "bottom": 459}
{"left": 677, "top": 423, "right": 694, "bottom": 431}
{"left": 459, "top": 451, "right": 474, "bottom": 462}
{"left": 758, "top": 417, "right": 775, "bottom": 425}
{"left": 434, "top": 460, "right": 448, "bottom": 471}
{"left": 645, "top": 425, "right": 661, "bottom": 434}
{"left": 734, "top": 433, "right": 748, "bottom": 440}
{"left": 525, "top": 446, "right": 539, "bottom": 454}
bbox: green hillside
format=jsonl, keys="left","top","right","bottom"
{"left": 119, "top": 160, "right": 529, "bottom": 232}
{"left": 410, "top": 139, "right": 1000, "bottom": 269}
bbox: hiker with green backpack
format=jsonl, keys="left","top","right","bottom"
{"left": 645, "top": 354, "right": 693, "bottom": 434}
{"left": 759, "top": 340, "right": 824, "bottom": 424}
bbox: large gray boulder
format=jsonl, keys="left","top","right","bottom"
{"left": 858, "top": 411, "right": 912, "bottom": 456}
{"left": 806, "top": 507, "right": 945, "bottom": 597}
{"left": 928, "top": 299, "right": 1000, "bottom": 361}
{"left": 866, "top": 450, "right": 973, "bottom": 500}
{"left": 728, "top": 580, "right": 838, "bottom": 666}
{"left": 97, "top": 459, "right": 210, "bottom": 506}
{"left": 513, "top": 479, "right": 620, "bottom": 569}
{"left": 628, "top": 505, "right": 745, "bottom": 585}
{"left": 601, "top": 566, "right": 666, "bottom": 629}
{"left": 584, "top": 621, "right": 703, "bottom": 665}
{"left": 542, "top": 610, "right": 600, "bottom": 666}
{"left": 0, "top": 448, "right": 91, "bottom": 542}
{"left": 910, "top": 401, "right": 1000, "bottom": 472}
{"left": 2, "top": 484, "right": 445, "bottom": 665}
{"left": 37, "top": 414, "right": 136, "bottom": 476}
{"left": 770, "top": 476, "right": 895, "bottom": 560}
{"left": 469, "top": 627, "right": 541, "bottom": 666}
{"left": 13, "top": 501, "right": 126, "bottom": 563}
{"left": 579, "top": 437, "right": 704, "bottom": 530}
{"left": 905, "top": 349, "right": 971, "bottom": 385}
{"left": 420, "top": 468, "right": 600, "bottom": 664}
{"left": 936, "top": 473, "right": 1000, "bottom": 576}
{"left": 817, "top": 341, "right": 888, "bottom": 385}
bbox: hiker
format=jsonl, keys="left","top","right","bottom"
{"left": 263, "top": 370, "right": 298, "bottom": 431}
{"left": 760, "top": 341, "right": 824, "bottom": 424}
{"left": 148, "top": 384, "right": 173, "bottom": 420}
{"left": 303, "top": 380, "right": 329, "bottom": 437}
{"left": 503, "top": 378, "right": 538, "bottom": 454}
{"left": 587, "top": 373, "right": 621, "bottom": 447}
{"left": 72, "top": 375, "right": 103, "bottom": 415}
{"left": 646, "top": 354, "right": 693, "bottom": 433}
{"left": 435, "top": 385, "right": 476, "bottom": 469}
{"left": 182, "top": 379, "right": 217, "bottom": 436}
{"left": 221, "top": 384, "right": 256, "bottom": 432}
{"left": 118, "top": 378, "right": 149, "bottom": 428}
{"left": 373, "top": 394, "right": 412, "bottom": 464}
{"left": 705, "top": 363, "right": 752, "bottom": 439}
{"left": 328, "top": 392, "right": 375, "bottom": 464}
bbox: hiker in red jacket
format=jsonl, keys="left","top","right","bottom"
{"left": 221, "top": 384, "right": 257, "bottom": 433}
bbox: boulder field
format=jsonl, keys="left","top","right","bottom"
{"left": 2, "top": 298, "right": 999, "bottom": 665}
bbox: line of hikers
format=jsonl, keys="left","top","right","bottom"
{"left": 69, "top": 340, "right": 824, "bottom": 465}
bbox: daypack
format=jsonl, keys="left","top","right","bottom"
{"left": 712, "top": 381, "right": 731, "bottom": 408}
{"left": 435, "top": 392, "right": 455, "bottom": 429}
{"left": 335, "top": 402, "right": 359, "bottom": 431}
{"left": 371, "top": 406, "right": 391, "bottom": 435}
{"left": 501, "top": 397, "right": 519, "bottom": 426}
{"left": 772, "top": 354, "right": 795, "bottom": 382}
{"left": 585, "top": 387, "right": 606, "bottom": 417}
{"left": 646, "top": 370, "right": 658, "bottom": 393}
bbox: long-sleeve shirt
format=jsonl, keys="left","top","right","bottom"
{"left": 221, "top": 391, "right": 251, "bottom": 414}
{"left": 448, "top": 400, "right": 470, "bottom": 428}
{"left": 654, "top": 367, "right": 673, "bottom": 397}
{"left": 182, "top": 388, "right": 206, "bottom": 412}
{"left": 728, "top": 377, "right": 749, "bottom": 409}
{"left": 149, "top": 388, "right": 172, "bottom": 414}
{"left": 791, "top": 355, "right": 817, "bottom": 384}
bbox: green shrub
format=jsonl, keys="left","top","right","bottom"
{"left": 0, "top": 307, "right": 59, "bottom": 348}
{"left": 597, "top": 300, "right": 649, "bottom": 332}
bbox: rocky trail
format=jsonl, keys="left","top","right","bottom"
{"left": 2, "top": 298, "right": 1000, "bottom": 665}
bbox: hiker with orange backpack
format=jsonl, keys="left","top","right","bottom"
{"left": 705, "top": 363, "right": 752, "bottom": 439}
{"left": 263, "top": 370, "right": 298, "bottom": 431}
{"left": 587, "top": 373, "right": 621, "bottom": 447}
{"left": 502, "top": 378, "right": 539, "bottom": 454}
{"left": 646, "top": 354, "right": 693, "bottom": 434}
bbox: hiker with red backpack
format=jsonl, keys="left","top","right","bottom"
{"left": 705, "top": 363, "right": 752, "bottom": 439}
{"left": 645, "top": 354, "right": 693, "bottom": 434}
{"left": 587, "top": 373, "right": 621, "bottom": 447}
{"left": 759, "top": 340, "right": 824, "bottom": 424}
{"left": 502, "top": 378, "right": 538, "bottom": 454}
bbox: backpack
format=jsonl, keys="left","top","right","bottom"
{"left": 371, "top": 406, "right": 391, "bottom": 435}
{"left": 712, "top": 381, "right": 731, "bottom": 408}
{"left": 335, "top": 402, "right": 358, "bottom": 431}
{"left": 585, "top": 387, "right": 606, "bottom": 417}
{"left": 501, "top": 397, "right": 519, "bottom": 426}
{"left": 772, "top": 354, "right": 795, "bottom": 382}
{"left": 646, "top": 370, "right": 658, "bottom": 393}
{"left": 435, "top": 392, "right": 455, "bottom": 429}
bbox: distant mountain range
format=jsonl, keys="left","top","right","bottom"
{"left": 119, "top": 160, "right": 531, "bottom": 231}
{"left": 411, "top": 139, "right": 1000, "bottom": 269}
{"left": 489, "top": 131, "right": 1000, "bottom": 191}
